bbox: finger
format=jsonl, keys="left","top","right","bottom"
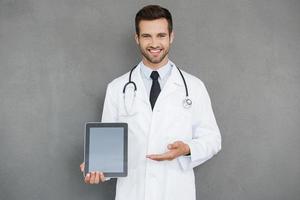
{"left": 90, "top": 172, "right": 96, "bottom": 184}
{"left": 147, "top": 152, "right": 172, "bottom": 161}
{"left": 94, "top": 172, "right": 100, "bottom": 184}
{"left": 84, "top": 173, "right": 91, "bottom": 184}
{"left": 100, "top": 172, "right": 106, "bottom": 182}
{"left": 80, "top": 162, "right": 85, "bottom": 172}
{"left": 150, "top": 155, "right": 170, "bottom": 161}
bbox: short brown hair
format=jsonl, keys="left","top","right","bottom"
{"left": 135, "top": 5, "right": 173, "bottom": 35}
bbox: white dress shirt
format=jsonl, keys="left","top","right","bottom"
{"left": 139, "top": 60, "right": 173, "bottom": 98}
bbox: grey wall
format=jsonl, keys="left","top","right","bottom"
{"left": 0, "top": 0, "right": 299, "bottom": 200}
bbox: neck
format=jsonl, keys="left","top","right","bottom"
{"left": 142, "top": 57, "right": 169, "bottom": 70}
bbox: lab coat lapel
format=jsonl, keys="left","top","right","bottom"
{"left": 157, "top": 64, "right": 184, "bottom": 102}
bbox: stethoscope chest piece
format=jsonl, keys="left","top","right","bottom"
{"left": 183, "top": 98, "right": 192, "bottom": 109}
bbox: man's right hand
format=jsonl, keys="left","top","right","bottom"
{"left": 80, "top": 162, "right": 106, "bottom": 184}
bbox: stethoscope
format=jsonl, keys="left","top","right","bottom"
{"left": 122, "top": 64, "right": 192, "bottom": 114}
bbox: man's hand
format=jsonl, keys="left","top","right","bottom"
{"left": 80, "top": 162, "right": 106, "bottom": 184}
{"left": 146, "top": 141, "right": 190, "bottom": 161}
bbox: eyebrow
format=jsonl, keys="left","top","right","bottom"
{"left": 140, "top": 33, "right": 168, "bottom": 37}
{"left": 141, "top": 33, "right": 151, "bottom": 37}
{"left": 157, "top": 33, "right": 167, "bottom": 36}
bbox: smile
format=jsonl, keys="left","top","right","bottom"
{"left": 148, "top": 48, "right": 162, "bottom": 56}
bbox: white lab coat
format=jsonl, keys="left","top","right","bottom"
{"left": 101, "top": 62, "right": 221, "bottom": 200}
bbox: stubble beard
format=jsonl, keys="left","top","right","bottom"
{"left": 139, "top": 46, "right": 169, "bottom": 65}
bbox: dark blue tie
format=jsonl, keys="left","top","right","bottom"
{"left": 150, "top": 71, "right": 161, "bottom": 110}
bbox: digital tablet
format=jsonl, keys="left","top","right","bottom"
{"left": 84, "top": 122, "right": 128, "bottom": 177}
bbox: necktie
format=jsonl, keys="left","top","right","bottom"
{"left": 150, "top": 71, "right": 161, "bottom": 110}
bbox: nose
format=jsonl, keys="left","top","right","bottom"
{"left": 149, "top": 37, "right": 160, "bottom": 48}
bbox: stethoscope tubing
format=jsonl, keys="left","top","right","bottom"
{"left": 122, "top": 64, "right": 192, "bottom": 110}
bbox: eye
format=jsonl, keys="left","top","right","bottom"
{"left": 141, "top": 34, "right": 150, "bottom": 38}
{"left": 158, "top": 34, "right": 167, "bottom": 38}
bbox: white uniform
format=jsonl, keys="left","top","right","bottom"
{"left": 101, "top": 62, "right": 221, "bottom": 200}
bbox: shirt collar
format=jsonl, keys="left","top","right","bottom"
{"left": 140, "top": 60, "right": 173, "bottom": 80}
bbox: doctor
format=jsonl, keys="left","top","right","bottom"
{"left": 80, "top": 5, "right": 221, "bottom": 200}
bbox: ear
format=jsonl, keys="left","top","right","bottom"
{"left": 170, "top": 31, "right": 174, "bottom": 44}
{"left": 135, "top": 33, "right": 139, "bottom": 45}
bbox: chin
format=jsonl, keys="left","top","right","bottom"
{"left": 150, "top": 58, "right": 163, "bottom": 63}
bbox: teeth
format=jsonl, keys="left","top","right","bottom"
{"left": 149, "top": 49, "right": 161, "bottom": 53}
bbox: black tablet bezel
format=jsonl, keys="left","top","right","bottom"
{"left": 84, "top": 122, "right": 128, "bottom": 177}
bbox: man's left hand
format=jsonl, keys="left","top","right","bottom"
{"left": 146, "top": 141, "right": 190, "bottom": 161}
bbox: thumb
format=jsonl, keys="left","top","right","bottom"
{"left": 80, "top": 162, "right": 85, "bottom": 172}
{"left": 168, "top": 142, "right": 180, "bottom": 149}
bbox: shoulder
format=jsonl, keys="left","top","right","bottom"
{"left": 107, "top": 71, "right": 130, "bottom": 90}
{"left": 107, "top": 63, "right": 140, "bottom": 91}
{"left": 102, "top": 71, "right": 130, "bottom": 99}
{"left": 103, "top": 71, "right": 130, "bottom": 101}
{"left": 177, "top": 68, "right": 212, "bottom": 104}
{"left": 179, "top": 68, "right": 206, "bottom": 89}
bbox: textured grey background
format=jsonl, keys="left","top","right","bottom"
{"left": 0, "top": 0, "right": 300, "bottom": 200}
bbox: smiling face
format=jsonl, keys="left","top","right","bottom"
{"left": 135, "top": 18, "right": 174, "bottom": 69}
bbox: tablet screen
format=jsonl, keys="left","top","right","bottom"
{"left": 85, "top": 123, "right": 128, "bottom": 177}
{"left": 89, "top": 127, "right": 124, "bottom": 172}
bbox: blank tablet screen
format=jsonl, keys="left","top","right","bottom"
{"left": 85, "top": 123, "right": 127, "bottom": 177}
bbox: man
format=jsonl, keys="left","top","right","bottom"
{"left": 80, "top": 5, "right": 221, "bottom": 200}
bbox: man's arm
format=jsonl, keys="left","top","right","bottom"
{"left": 147, "top": 82, "right": 222, "bottom": 171}
{"left": 177, "top": 82, "right": 221, "bottom": 170}
{"left": 80, "top": 83, "right": 118, "bottom": 184}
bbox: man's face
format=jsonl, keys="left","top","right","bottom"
{"left": 135, "top": 18, "right": 174, "bottom": 67}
